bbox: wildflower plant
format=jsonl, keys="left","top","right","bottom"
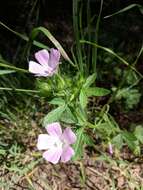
{"left": 28, "top": 46, "right": 112, "bottom": 162}
{"left": 0, "top": 1, "right": 143, "bottom": 165}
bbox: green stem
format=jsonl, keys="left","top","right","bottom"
{"left": 56, "top": 73, "right": 65, "bottom": 86}
{"left": 0, "top": 62, "right": 28, "bottom": 73}
{"left": 0, "top": 87, "right": 39, "bottom": 93}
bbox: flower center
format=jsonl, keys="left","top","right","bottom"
{"left": 53, "top": 137, "right": 63, "bottom": 149}
{"left": 52, "top": 136, "right": 68, "bottom": 150}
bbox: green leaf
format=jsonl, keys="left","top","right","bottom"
{"left": 73, "top": 128, "right": 94, "bottom": 160}
{"left": 79, "top": 89, "right": 88, "bottom": 109}
{"left": 43, "top": 105, "right": 66, "bottom": 125}
{"left": 124, "top": 89, "right": 141, "bottom": 109}
{"left": 60, "top": 107, "right": 77, "bottom": 124}
{"left": 72, "top": 128, "right": 85, "bottom": 160}
{"left": 115, "top": 88, "right": 141, "bottom": 109}
{"left": 122, "top": 132, "right": 138, "bottom": 151}
{"left": 76, "top": 107, "right": 87, "bottom": 126}
{"left": 134, "top": 125, "right": 143, "bottom": 144}
{"left": 49, "top": 98, "right": 65, "bottom": 106}
{"left": 0, "top": 70, "right": 15, "bottom": 75}
{"left": 112, "top": 134, "right": 123, "bottom": 149}
{"left": 83, "top": 133, "right": 94, "bottom": 146}
{"left": 83, "top": 73, "right": 96, "bottom": 88}
{"left": 86, "top": 87, "right": 110, "bottom": 97}
{"left": 0, "top": 148, "right": 6, "bottom": 155}
{"left": 125, "top": 70, "right": 139, "bottom": 85}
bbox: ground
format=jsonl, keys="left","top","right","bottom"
{"left": 0, "top": 115, "right": 143, "bottom": 190}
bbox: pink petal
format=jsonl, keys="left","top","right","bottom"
{"left": 35, "top": 49, "right": 49, "bottom": 66}
{"left": 48, "top": 48, "right": 60, "bottom": 69}
{"left": 29, "top": 61, "right": 47, "bottom": 76}
{"left": 62, "top": 128, "right": 76, "bottom": 144}
{"left": 109, "top": 143, "right": 113, "bottom": 155}
{"left": 43, "top": 148, "right": 62, "bottom": 164}
{"left": 61, "top": 146, "right": 74, "bottom": 163}
{"left": 37, "top": 134, "right": 56, "bottom": 150}
{"left": 45, "top": 122, "right": 62, "bottom": 137}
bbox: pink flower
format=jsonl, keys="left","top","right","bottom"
{"left": 37, "top": 122, "right": 76, "bottom": 164}
{"left": 108, "top": 143, "right": 113, "bottom": 155}
{"left": 29, "top": 48, "right": 60, "bottom": 77}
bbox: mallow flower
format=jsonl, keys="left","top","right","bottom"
{"left": 37, "top": 122, "right": 76, "bottom": 164}
{"left": 29, "top": 48, "right": 60, "bottom": 77}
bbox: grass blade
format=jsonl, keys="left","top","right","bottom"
{"left": 92, "top": 0, "right": 103, "bottom": 73}
{"left": 0, "top": 21, "right": 49, "bottom": 50}
{"left": 73, "top": 0, "right": 84, "bottom": 73}
{"left": 104, "top": 4, "right": 143, "bottom": 19}
{"left": 0, "top": 62, "right": 28, "bottom": 73}
{"left": 29, "top": 27, "right": 75, "bottom": 66}
{"left": 80, "top": 40, "right": 143, "bottom": 78}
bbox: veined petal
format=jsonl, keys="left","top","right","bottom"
{"left": 45, "top": 122, "right": 62, "bottom": 137}
{"left": 37, "top": 134, "right": 56, "bottom": 150}
{"left": 43, "top": 147, "right": 62, "bottom": 164}
{"left": 29, "top": 61, "right": 46, "bottom": 75}
{"left": 48, "top": 48, "right": 60, "bottom": 69}
{"left": 61, "top": 146, "right": 74, "bottom": 163}
{"left": 35, "top": 49, "right": 49, "bottom": 66}
{"left": 62, "top": 128, "right": 76, "bottom": 144}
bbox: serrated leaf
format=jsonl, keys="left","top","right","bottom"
{"left": 79, "top": 89, "right": 88, "bottom": 109}
{"left": 43, "top": 105, "right": 66, "bottom": 125}
{"left": 86, "top": 87, "right": 110, "bottom": 97}
{"left": 83, "top": 73, "right": 96, "bottom": 88}
{"left": 49, "top": 98, "right": 65, "bottom": 106}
